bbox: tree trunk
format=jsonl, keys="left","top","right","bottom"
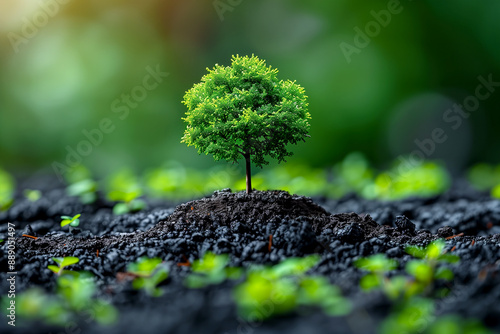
{"left": 244, "top": 153, "right": 252, "bottom": 194}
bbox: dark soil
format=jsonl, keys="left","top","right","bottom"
{"left": 1, "top": 182, "right": 500, "bottom": 334}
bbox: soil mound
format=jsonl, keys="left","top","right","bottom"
{"left": 158, "top": 189, "right": 329, "bottom": 226}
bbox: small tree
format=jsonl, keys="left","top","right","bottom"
{"left": 182, "top": 55, "right": 311, "bottom": 194}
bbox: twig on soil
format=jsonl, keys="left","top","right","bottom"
{"left": 96, "top": 249, "right": 100, "bottom": 257}
{"left": 470, "top": 240, "right": 475, "bottom": 246}
{"left": 177, "top": 254, "right": 191, "bottom": 267}
{"left": 268, "top": 235, "right": 273, "bottom": 252}
{"left": 22, "top": 234, "right": 38, "bottom": 240}
{"left": 445, "top": 233, "right": 464, "bottom": 240}
{"left": 450, "top": 246, "right": 456, "bottom": 252}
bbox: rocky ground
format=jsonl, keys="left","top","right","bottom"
{"left": 0, "top": 180, "right": 499, "bottom": 334}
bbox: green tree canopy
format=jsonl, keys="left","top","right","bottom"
{"left": 182, "top": 55, "right": 310, "bottom": 193}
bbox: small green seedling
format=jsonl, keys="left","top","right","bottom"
{"left": 23, "top": 189, "right": 41, "bottom": 202}
{"left": 60, "top": 214, "right": 81, "bottom": 233}
{"left": 373, "top": 161, "right": 450, "bottom": 200}
{"left": 48, "top": 257, "right": 80, "bottom": 275}
{"left": 0, "top": 239, "right": 4, "bottom": 243}
{"left": 56, "top": 271, "right": 117, "bottom": 324}
{"left": 379, "top": 297, "right": 491, "bottom": 334}
{"left": 107, "top": 169, "right": 146, "bottom": 215}
{"left": 127, "top": 257, "right": 168, "bottom": 297}
{"left": 354, "top": 254, "right": 411, "bottom": 300}
{"left": 405, "top": 239, "right": 459, "bottom": 296}
{"left": 354, "top": 254, "right": 397, "bottom": 290}
{"left": 182, "top": 54, "right": 311, "bottom": 194}
{"left": 185, "top": 252, "right": 242, "bottom": 288}
{"left": 67, "top": 179, "right": 98, "bottom": 204}
{"left": 379, "top": 297, "right": 435, "bottom": 334}
{"left": 234, "top": 255, "right": 351, "bottom": 320}
{"left": 8, "top": 272, "right": 118, "bottom": 326}
{"left": 64, "top": 165, "right": 98, "bottom": 204}
{"left": 298, "top": 276, "right": 352, "bottom": 316}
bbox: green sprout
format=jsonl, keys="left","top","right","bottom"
{"left": 107, "top": 169, "right": 146, "bottom": 215}
{"left": 330, "top": 152, "right": 375, "bottom": 198}
{"left": 298, "top": 276, "right": 352, "bottom": 316}
{"left": 67, "top": 179, "right": 98, "bottom": 204}
{"left": 64, "top": 165, "right": 98, "bottom": 204}
{"left": 127, "top": 257, "right": 168, "bottom": 297}
{"left": 372, "top": 161, "right": 450, "bottom": 200}
{"left": 0, "top": 168, "right": 15, "bottom": 211}
{"left": 355, "top": 241, "right": 459, "bottom": 301}
{"left": 48, "top": 257, "right": 80, "bottom": 275}
{"left": 405, "top": 240, "right": 459, "bottom": 296}
{"left": 234, "top": 255, "right": 351, "bottom": 320}
{"left": 468, "top": 163, "right": 500, "bottom": 191}
{"left": 492, "top": 184, "right": 500, "bottom": 199}
{"left": 354, "top": 254, "right": 407, "bottom": 299}
{"left": 379, "top": 297, "right": 491, "bottom": 334}
{"left": 60, "top": 214, "right": 81, "bottom": 233}
{"left": 4, "top": 272, "right": 117, "bottom": 326}
{"left": 379, "top": 297, "right": 435, "bottom": 334}
{"left": 185, "top": 252, "right": 242, "bottom": 288}
{"left": 23, "top": 189, "right": 41, "bottom": 202}
{"left": 181, "top": 54, "right": 311, "bottom": 194}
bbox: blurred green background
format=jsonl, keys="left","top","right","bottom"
{"left": 1, "top": 0, "right": 499, "bottom": 178}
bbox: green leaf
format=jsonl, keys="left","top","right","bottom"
{"left": 60, "top": 257, "right": 79, "bottom": 267}
{"left": 61, "top": 214, "right": 81, "bottom": 227}
{"left": 185, "top": 274, "right": 207, "bottom": 289}
{"left": 406, "top": 260, "right": 433, "bottom": 283}
{"left": 129, "top": 199, "right": 146, "bottom": 212}
{"left": 151, "top": 269, "right": 169, "bottom": 286}
{"left": 192, "top": 252, "right": 229, "bottom": 274}
{"left": 52, "top": 257, "right": 64, "bottom": 266}
{"left": 79, "top": 192, "right": 97, "bottom": 204}
{"left": 404, "top": 281, "right": 425, "bottom": 298}
{"left": 132, "top": 277, "right": 146, "bottom": 290}
{"left": 24, "top": 189, "right": 41, "bottom": 202}
{"left": 225, "top": 267, "right": 243, "bottom": 280}
{"left": 385, "top": 276, "right": 408, "bottom": 300}
{"left": 127, "top": 257, "right": 162, "bottom": 276}
{"left": 428, "top": 316, "right": 461, "bottom": 334}
{"left": 57, "top": 272, "right": 95, "bottom": 310}
{"left": 69, "top": 219, "right": 80, "bottom": 227}
{"left": 113, "top": 202, "right": 130, "bottom": 215}
{"left": 439, "top": 254, "right": 460, "bottom": 264}
{"left": 380, "top": 297, "right": 434, "bottom": 334}
{"left": 92, "top": 301, "right": 118, "bottom": 325}
{"left": 107, "top": 169, "right": 142, "bottom": 203}
{"left": 61, "top": 219, "right": 72, "bottom": 227}
{"left": 435, "top": 267, "right": 454, "bottom": 281}
{"left": 47, "top": 265, "right": 60, "bottom": 274}
{"left": 405, "top": 245, "right": 426, "bottom": 259}
{"left": 272, "top": 255, "right": 320, "bottom": 277}
{"left": 67, "top": 179, "right": 97, "bottom": 197}
{"left": 51, "top": 257, "right": 79, "bottom": 271}
{"left": 354, "top": 254, "right": 397, "bottom": 272}
{"left": 360, "top": 273, "right": 382, "bottom": 291}
{"left": 426, "top": 240, "right": 445, "bottom": 259}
